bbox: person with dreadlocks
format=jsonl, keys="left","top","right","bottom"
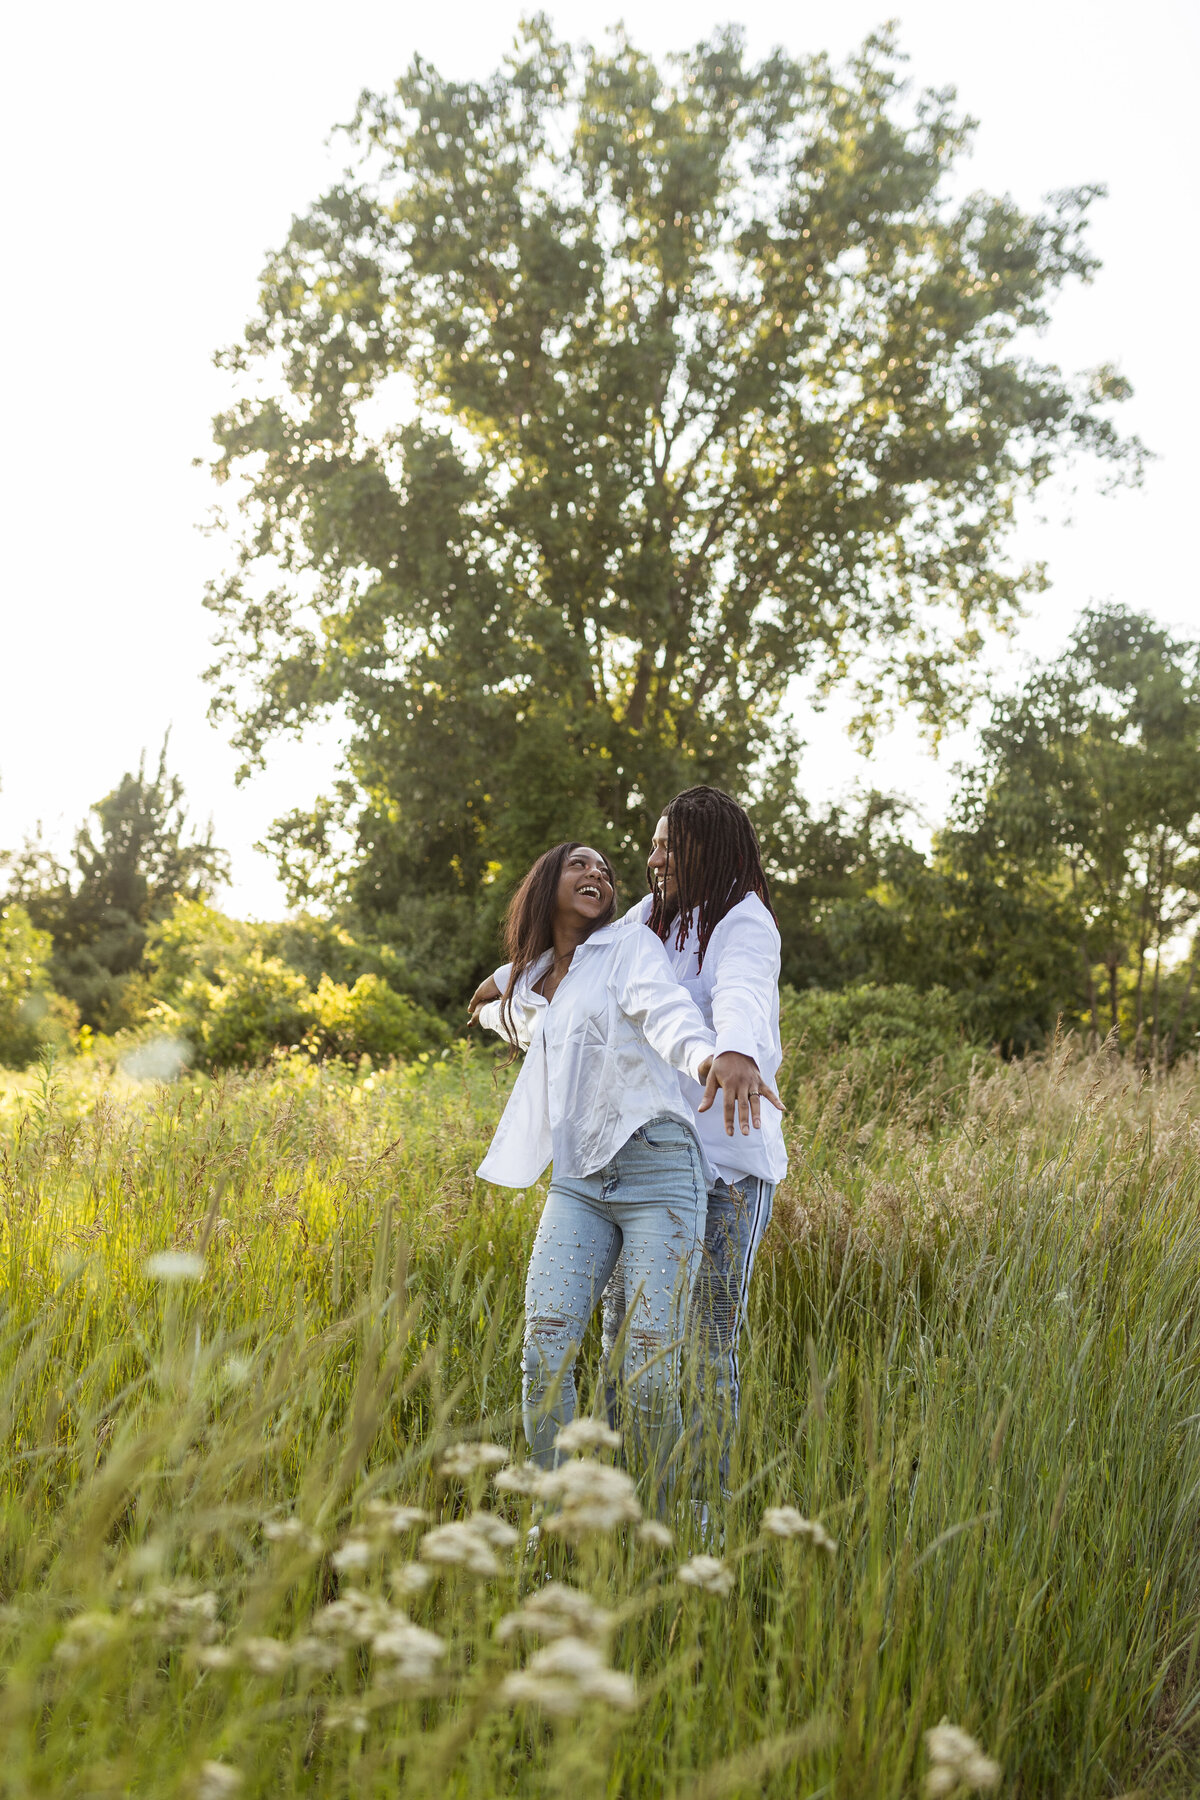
{"left": 604, "top": 786, "right": 786, "bottom": 1492}
{"left": 470, "top": 786, "right": 786, "bottom": 1492}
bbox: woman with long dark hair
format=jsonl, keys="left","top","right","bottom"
{"left": 476, "top": 839, "right": 770, "bottom": 1498}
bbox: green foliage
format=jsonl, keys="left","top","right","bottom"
{"left": 148, "top": 903, "right": 450, "bottom": 1070}
{"left": 205, "top": 21, "right": 1139, "bottom": 922}
{"left": 2, "top": 744, "right": 228, "bottom": 1031}
{"left": 312, "top": 971, "right": 451, "bottom": 1062}
{"left": 939, "top": 604, "right": 1200, "bottom": 1053}
{"left": 185, "top": 950, "right": 316, "bottom": 1069}
{"left": 0, "top": 905, "right": 78, "bottom": 1068}
{"left": 1, "top": 1048, "right": 1198, "bottom": 1795}
{"left": 778, "top": 980, "right": 978, "bottom": 1114}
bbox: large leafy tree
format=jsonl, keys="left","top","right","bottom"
{"left": 206, "top": 18, "right": 1139, "bottom": 917}
{"left": 938, "top": 606, "right": 1200, "bottom": 1053}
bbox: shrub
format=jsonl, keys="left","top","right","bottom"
{"left": 778, "top": 981, "right": 979, "bottom": 1104}
{"left": 312, "top": 971, "right": 450, "bottom": 1062}
{"left": 191, "top": 952, "right": 317, "bottom": 1069}
{"left": 0, "top": 905, "right": 78, "bottom": 1067}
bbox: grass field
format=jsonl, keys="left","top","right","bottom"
{"left": 2, "top": 1038, "right": 1199, "bottom": 1798}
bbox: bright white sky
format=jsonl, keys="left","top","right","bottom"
{"left": 1, "top": 0, "right": 1197, "bottom": 915}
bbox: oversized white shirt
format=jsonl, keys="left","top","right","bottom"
{"left": 475, "top": 922, "right": 715, "bottom": 1189}
{"left": 625, "top": 892, "right": 788, "bottom": 1186}
{"left": 487, "top": 892, "right": 787, "bottom": 1187}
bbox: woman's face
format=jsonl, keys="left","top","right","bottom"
{"left": 646, "top": 813, "right": 679, "bottom": 908}
{"left": 554, "top": 846, "right": 614, "bottom": 928}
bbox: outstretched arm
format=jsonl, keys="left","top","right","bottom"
{"left": 697, "top": 1052, "right": 784, "bottom": 1136}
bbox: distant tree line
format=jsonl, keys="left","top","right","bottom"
{"left": 2, "top": 603, "right": 1198, "bottom": 1072}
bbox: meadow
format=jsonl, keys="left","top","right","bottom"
{"left": 1, "top": 1037, "right": 1199, "bottom": 1798}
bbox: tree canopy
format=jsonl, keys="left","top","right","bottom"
{"left": 206, "top": 17, "right": 1140, "bottom": 914}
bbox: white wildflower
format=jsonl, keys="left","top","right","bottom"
{"left": 389, "top": 1562, "right": 433, "bottom": 1598}
{"left": 466, "top": 1512, "right": 519, "bottom": 1550}
{"left": 553, "top": 1417, "right": 621, "bottom": 1455}
{"left": 54, "top": 1611, "right": 122, "bottom": 1663}
{"left": 195, "top": 1645, "right": 235, "bottom": 1670}
{"left": 312, "top": 1592, "right": 388, "bottom": 1642}
{"left": 238, "top": 1636, "right": 292, "bottom": 1676}
{"left": 537, "top": 1458, "right": 641, "bottom": 1537}
{"left": 370, "top": 1619, "right": 447, "bottom": 1681}
{"left": 761, "top": 1507, "right": 837, "bottom": 1554}
{"left": 439, "top": 1441, "right": 511, "bottom": 1479}
{"left": 500, "top": 1636, "right": 637, "bottom": 1716}
{"left": 420, "top": 1520, "right": 500, "bottom": 1577}
{"left": 677, "top": 1554, "right": 734, "bottom": 1597}
{"left": 493, "top": 1462, "right": 545, "bottom": 1496}
{"left": 326, "top": 1704, "right": 369, "bottom": 1733}
{"left": 924, "top": 1720, "right": 1001, "bottom": 1795}
{"left": 636, "top": 1520, "right": 674, "bottom": 1550}
{"left": 263, "top": 1518, "right": 322, "bottom": 1554}
{"left": 144, "top": 1251, "right": 205, "bottom": 1282}
{"left": 290, "top": 1635, "right": 342, "bottom": 1672}
{"left": 332, "top": 1538, "right": 373, "bottom": 1574}
{"left": 196, "top": 1763, "right": 243, "bottom": 1800}
{"left": 131, "top": 1586, "right": 219, "bottom": 1636}
{"left": 363, "top": 1501, "right": 429, "bottom": 1537}
{"left": 496, "top": 1582, "right": 614, "bottom": 1643}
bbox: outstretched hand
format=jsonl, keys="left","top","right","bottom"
{"left": 697, "top": 1050, "right": 785, "bottom": 1136}
{"left": 467, "top": 973, "right": 501, "bottom": 1026}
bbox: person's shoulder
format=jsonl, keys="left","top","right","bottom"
{"left": 718, "top": 891, "right": 780, "bottom": 932}
{"left": 709, "top": 893, "right": 781, "bottom": 952}
{"left": 619, "top": 894, "right": 654, "bottom": 927}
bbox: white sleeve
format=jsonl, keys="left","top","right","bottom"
{"left": 493, "top": 960, "right": 514, "bottom": 991}
{"left": 614, "top": 931, "right": 714, "bottom": 1080}
{"left": 709, "top": 905, "right": 781, "bottom": 1063}
{"left": 478, "top": 994, "right": 534, "bottom": 1053}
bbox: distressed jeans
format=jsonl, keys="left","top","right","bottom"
{"left": 523, "top": 1116, "right": 706, "bottom": 1497}
{"left": 602, "top": 1174, "right": 775, "bottom": 1490}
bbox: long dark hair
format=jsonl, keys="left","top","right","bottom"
{"left": 647, "top": 786, "right": 774, "bottom": 968}
{"left": 500, "top": 841, "right": 619, "bottom": 1040}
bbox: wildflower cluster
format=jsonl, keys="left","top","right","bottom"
{"left": 924, "top": 1722, "right": 1002, "bottom": 1795}
{"left": 761, "top": 1506, "right": 837, "bottom": 1554}
{"left": 439, "top": 1441, "right": 511, "bottom": 1479}
{"left": 499, "top": 1637, "right": 637, "bottom": 1717}
{"left": 496, "top": 1581, "right": 614, "bottom": 1644}
{"left": 420, "top": 1513, "right": 519, "bottom": 1576}
{"left": 677, "top": 1555, "right": 734, "bottom": 1596}
{"left": 129, "top": 1585, "right": 219, "bottom": 1640}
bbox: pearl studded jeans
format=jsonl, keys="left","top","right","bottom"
{"left": 523, "top": 1116, "right": 706, "bottom": 1495}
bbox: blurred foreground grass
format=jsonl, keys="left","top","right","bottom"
{"left": 1, "top": 1040, "right": 1199, "bottom": 1797}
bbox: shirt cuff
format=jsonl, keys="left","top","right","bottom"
{"left": 687, "top": 1036, "right": 717, "bottom": 1081}
{"left": 713, "top": 1028, "right": 762, "bottom": 1062}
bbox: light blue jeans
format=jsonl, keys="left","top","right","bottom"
{"left": 523, "top": 1116, "right": 706, "bottom": 1495}
{"left": 602, "top": 1174, "right": 776, "bottom": 1489}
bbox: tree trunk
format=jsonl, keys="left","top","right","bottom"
{"left": 1080, "top": 942, "right": 1101, "bottom": 1046}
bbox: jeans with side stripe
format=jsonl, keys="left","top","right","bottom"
{"left": 602, "top": 1174, "right": 775, "bottom": 1491}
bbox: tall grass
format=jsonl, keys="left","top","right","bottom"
{"left": 1, "top": 1040, "right": 1198, "bottom": 1797}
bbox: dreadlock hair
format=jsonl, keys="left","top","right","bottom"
{"left": 647, "top": 786, "right": 775, "bottom": 969}
{"left": 499, "top": 841, "right": 618, "bottom": 1044}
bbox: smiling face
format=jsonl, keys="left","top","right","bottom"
{"left": 646, "top": 813, "right": 678, "bottom": 911}
{"left": 554, "top": 845, "right": 615, "bottom": 930}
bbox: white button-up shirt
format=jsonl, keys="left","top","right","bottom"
{"left": 476, "top": 922, "right": 715, "bottom": 1189}
{"left": 626, "top": 893, "right": 788, "bottom": 1187}
{"left": 489, "top": 892, "right": 787, "bottom": 1188}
